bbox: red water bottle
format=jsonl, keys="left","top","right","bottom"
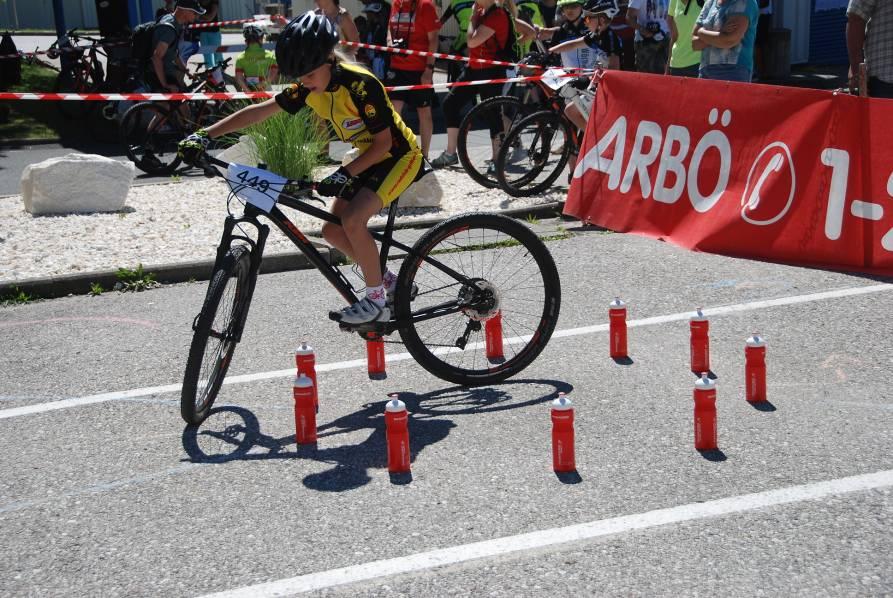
{"left": 485, "top": 312, "right": 504, "bottom": 360}
{"left": 367, "top": 335, "right": 386, "bottom": 377}
{"left": 690, "top": 308, "right": 710, "bottom": 374}
{"left": 385, "top": 397, "right": 411, "bottom": 473}
{"left": 608, "top": 297, "right": 628, "bottom": 359}
{"left": 745, "top": 333, "right": 767, "bottom": 403}
{"left": 551, "top": 393, "right": 575, "bottom": 472}
{"left": 293, "top": 373, "right": 317, "bottom": 444}
{"left": 295, "top": 341, "right": 318, "bottom": 408}
{"left": 693, "top": 373, "right": 717, "bottom": 450}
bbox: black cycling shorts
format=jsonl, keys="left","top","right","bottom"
{"left": 385, "top": 68, "right": 435, "bottom": 108}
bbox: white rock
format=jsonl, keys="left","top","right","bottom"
{"left": 217, "top": 135, "right": 259, "bottom": 166}
{"left": 400, "top": 170, "right": 443, "bottom": 207}
{"left": 342, "top": 148, "right": 442, "bottom": 207}
{"left": 21, "top": 153, "right": 135, "bottom": 215}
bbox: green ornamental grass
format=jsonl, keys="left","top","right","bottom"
{"left": 243, "top": 107, "right": 329, "bottom": 180}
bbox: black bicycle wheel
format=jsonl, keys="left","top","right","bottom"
{"left": 456, "top": 95, "right": 529, "bottom": 189}
{"left": 120, "top": 101, "right": 184, "bottom": 175}
{"left": 181, "top": 245, "right": 254, "bottom": 424}
{"left": 495, "top": 110, "right": 573, "bottom": 197}
{"left": 396, "top": 213, "right": 561, "bottom": 386}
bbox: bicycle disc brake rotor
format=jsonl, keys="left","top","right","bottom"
{"left": 458, "top": 279, "right": 501, "bottom": 321}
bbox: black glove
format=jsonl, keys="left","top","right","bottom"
{"left": 177, "top": 129, "right": 210, "bottom": 165}
{"left": 316, "top": 166, "right": 357, "bottom": 198}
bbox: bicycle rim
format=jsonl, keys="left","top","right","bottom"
{"left": 397, "top": 213, "right": 561, "bottom": 386}
{"left": 497, "top": 111, "right": 571, "bottom": 197}
{"left": 457, "top": 96, "right": 526, "bottom": 189}
{"left": 120, "top": 102, "right": 183, "bottom": 175}
{"left": 181, "top": 246, "right": 253, "bottom": 424}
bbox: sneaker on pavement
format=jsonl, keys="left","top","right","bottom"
{"left": 431, "top": 151, "right": 458, "bottom": 169}
{"left": 331, "top": 297, "right": 390, "bottom": 325}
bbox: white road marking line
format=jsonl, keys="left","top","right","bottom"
{"left": 198, "top": 469, "right": 893, "bottom": 597}
{"left": 2, "top": 283, "right": 891, "bottom": 421}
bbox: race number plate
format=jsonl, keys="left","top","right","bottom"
{"left": 541, "top": 68, "right": 570, "bottom": 90}
{"left": 226, "top": 163, "right": 290, "bottom": 213}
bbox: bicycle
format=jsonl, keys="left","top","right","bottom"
{"left": 494, "top": 74, "right": 594, "bottom": 197}
{"left": 455, "top": 49, "right": 563, "bottom": 189}
{"left": 119, "top": 57, "right": 236, "bottom": 175}
{"left": 180, "top": 154, "right": 562, "bottom": 424}
{"left": 47, "top": 29, "right": 110, "bottom": 120}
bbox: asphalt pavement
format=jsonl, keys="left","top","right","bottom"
{"left": 1, "top": 221, "right": 891, "bottom": 596}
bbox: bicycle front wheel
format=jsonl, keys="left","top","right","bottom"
{"left": 456, "top": 95, "right": 527, "bottom": 189}
{"left": 396, "top": 213, "right": 561, "bottom": 386}
{"left": 120, "top": 101, "right": 184, "bottom": 175}
{"left": 496, "top": 110, "right": 573, "bottom": 197}
{"left": 181, "top": 245, "right": 254, "bottom": 424}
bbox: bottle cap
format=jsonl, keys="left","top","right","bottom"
{"left": 694, "top": 372, "right": 715, "bottom": 390}
{"left": 551, "top": 396, "right": 573, "bottom": 410}
{"left": 385, "top": 398, "right": 407, "bottom": 413}
{"left": 609, "top": 297, "right": 626, "bottom": 309}
{"left": 690, "top": 307, "right": 708, "bottom": 322}
{"left": 294, "top": 372, "right": 313, "bottom": 388}
{"left": 746, "top": 333, "right": 766, "bottom": 347}
{"left": 296, "top": 341, "right": 314, "bottom": 355}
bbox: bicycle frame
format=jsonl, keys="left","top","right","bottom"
{"left": 204, "top": 159, "right": 477, "bottom": 342}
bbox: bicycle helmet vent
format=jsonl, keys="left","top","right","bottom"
{"left": 583, "top": 0, "right": 619, "bottom": 18}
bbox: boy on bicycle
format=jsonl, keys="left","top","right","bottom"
{"left": 234, "top": 23, "right": 278, "bottom": 91}
{"left": 548, "top": 0, "right": 622, "bottom": 131}
{"left": 178, "top": 11, "right": 424, "bottom": 326}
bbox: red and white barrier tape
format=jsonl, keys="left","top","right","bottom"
{"left": 0, "top": 71, "right": 588, "bottom": 101}
{"left": 340, "top": 40, "right": 547, "bottom": 71}
{"left": 188, "top": 15, "right": 286, "bottom": 29}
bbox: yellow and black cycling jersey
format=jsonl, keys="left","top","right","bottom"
{"left": 275, "top": 62, "right": 419, "bottom": 158}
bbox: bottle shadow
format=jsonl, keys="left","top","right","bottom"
{"left": 697, "top": 448, "right": 728, "bottom": 462}
{"left": 181, "top": 378, "right": 573, "bottom": 493}
{"left": 612, "top": 356, "right": 634, "bottom": 366}
{"left": 749, "top": 400, "right": 777, "bottom": 412}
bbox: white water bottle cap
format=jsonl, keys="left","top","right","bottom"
{"left": 296, "top": 341, "right": 314, "bottom": 355}
{"left": 694, "top": 372, "right": 715, "bottom": 390}
{"left": 746, "top": 333, "right": 766, "bottom": 347}
{"left": 609, "top": 297, "right": 626, "bottom": 309}
{"left": 690, "top": 307, "right": 707, "bottom": 321}
{"left": 552, "top": 396, "right": 573, "bottom": 410}
{"left": 385, "top": 398, "right": 407, "bottom": 413}
{"left": 294, "top": 373, "right": 313, "bottom": 388}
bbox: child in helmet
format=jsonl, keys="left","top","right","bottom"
{"left": 532, "top": 0, "right": 599, "bottom": 71}
{"left": 549, "top": 0, "right": 622, "bottom": 131}
{"left": 179, "top": 12, "right": 424, "bottom": 326}
{"left": 234, "top": 22, "right": 279, "bottom": 91}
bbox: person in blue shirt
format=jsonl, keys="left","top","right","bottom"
{"left": 692, "top": 0, "right": 758, "bottom": 82}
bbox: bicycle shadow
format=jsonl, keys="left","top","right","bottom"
{"left": 181, "top": 378, "right": 572, "bottom": 492}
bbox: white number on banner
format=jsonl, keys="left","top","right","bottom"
{"left": 226, "top": 163, "right": 290, "bottom": 213}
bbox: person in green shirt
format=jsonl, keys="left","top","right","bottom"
{"left": 234, "top": 23, "right": 279, "bottom": 91}
{"left": 440, "top": 0, "right": 475, "bottom": 81}
{"left": 666, "top": 0, "right": 702, "bottom": 76}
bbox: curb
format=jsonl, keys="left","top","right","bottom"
{"left": 0, "top": 201, "right": 569, "bottom": 300}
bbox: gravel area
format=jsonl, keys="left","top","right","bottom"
{"left": 0, "top": 170, "right": 566, "bottom": 283}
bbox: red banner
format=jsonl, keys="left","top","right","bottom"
{"left": 564, "top": 71, "right": 893, "bottom": 276}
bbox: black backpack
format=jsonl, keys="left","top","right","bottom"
{"left": 130, "top": 18, "right": 177, "bottom": 66}
{"left": 0, "top": 31, "right": 22, "bottom": 89}
{"left": 486, "top": 6, "right": 521, "bottom": 64}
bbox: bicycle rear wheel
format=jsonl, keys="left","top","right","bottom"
{"left": 120, "top": 101, "right": 184, "bottom": 175}
{"left": 53, "top": 71, "right": 94, "bottom": 120}
{"left": 181, "top": 245, "right": 254, "bottom": 424}
{"left": 495, "top": 110, "right": 573, "bottom": 197}
{"left": 456, "top": 95, "right": 528, "bottom": 189}
{"left": 396, "top": 213, "right": 561, "bottom": 386}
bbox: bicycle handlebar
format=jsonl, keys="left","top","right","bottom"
{"left": 199, "top": 154, "right": 317, "bottom": 194}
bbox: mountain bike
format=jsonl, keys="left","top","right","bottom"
{"left": 119, "top": 58, "right": 236, "bottom": 175}
{"left": 47, "top": 29, "right": 111, "bottom": 120}
{"left": 180, "top": 155, "right": 562, "bottom": 424}
{"left": 494, "top": 75, "right": 594, "bottom": 197}
{"left": 455, "top": 49, "right": 563, "bottom": 189}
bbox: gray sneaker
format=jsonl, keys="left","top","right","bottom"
{"left": 333, "top": 297, "right": 390, "bottom": 325}
{"left": 431, "top": 151, "right": 458, "bottom": 169}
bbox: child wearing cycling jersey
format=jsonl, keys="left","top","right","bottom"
{"left": 533, "top": 0, "right": 598, "bottom": 71}
{"left": 549, "top": 0, "right": 622, "bottom": 131}
{"left": 234, "top": 23, "right": 278, "bottom": 91}
{"left": 178, "top": 12, "right": 424, "bottom": 326}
